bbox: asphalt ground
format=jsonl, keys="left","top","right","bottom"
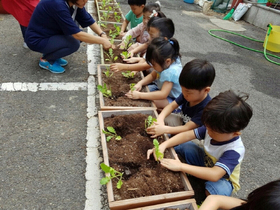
{"left": 0, "top": 0, "right": 280, "bottom": 209}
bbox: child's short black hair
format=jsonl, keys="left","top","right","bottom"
{"left": 202, "top": 90, "right": 253, "bottom": 133}
{"left": 128, "top": 0, "right": 146, "bottom": 6}
{"left": 147, "top": 17, "right": 174, "bottom": 39}
{"left": 179, "top": 59, "right": 215, "bottom": 90}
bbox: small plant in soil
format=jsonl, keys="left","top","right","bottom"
{"left": 119, "top": 35, "right": 133, "bottom": 50}
{"left": 100, "top": 22, "right": 108, "bottom": 29}
{"left": 130, "top": 83, "right": 136, "bottom": 91}
{"left": 102, "top": 126, "right": 122, "bottom": 141}
{"left": 100, "top": 11, "right": 110, "bottom": 21}
{"left": 104, "top": 48, "right": 118, "bottom": 63}
{"left": 145, "top": 115, "right": 157, "bottom": 129}
{"left": 114, "top": 12, "right": 122, "bottom": 22}
{"left": 97, "top": 83, "right": 112, "bottom": 98}
{"left": 109, "top": 24, "right": 121, "bottom": 39}
{"left": 103, "top": 66, "right": 113, "bottom": 78}
{"left": 100, "top": 163, "right": 124, "bottom": 189}
{"left": 120, "top": 51, "right": 131, "bottom": 59}
{"left": 122, "top": 71, "right": 135, "bottom": 79}
{"left": 153, "top": 139, "right": 164, "bottom": 161}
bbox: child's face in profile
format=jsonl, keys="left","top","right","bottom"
{"left": 148, "top": 27, "right": 160, "bottom": 40}
{"left": 206, "top": 126, "right": 239, "bottom": 142}
{"left": 143, "top": 12, "right": 152, "bottom": 28}
{"left": 130, "top": 5, "right": 144, "bottom": 17}
{"left": 181, "top": 87, "right": 208, "bottom": 104}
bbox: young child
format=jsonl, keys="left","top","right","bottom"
{"left": 147, "top": 59, "right": 216, "bottom": 138}
{"left": 199, "top": 179, "right": 280, "bottom": 210}
{"left": 119, "top": 2, "right": 163, "bottom": 54}
{"left": 125, "top": 37, "right": 182, "bottom": 109}
{"left": 147, "top": 90, "right": 253, "bottom": 196}
{"left": 110, "top": 17, "right": 175, "bottom": 73}
{"left": 120, "top": 0, "right": 146, "bottom": 37}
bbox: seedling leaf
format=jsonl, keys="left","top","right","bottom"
{"left": 107, "top": 126, "right": 116, "bottom": 134}
{"left": 100, "top": 163, "right": 111, "bottom": 173}
{"left": 117, "top": 179, "right": 123, "bottom": 189}
{"left": 153, "top": 139, "right": 164, "bottom": 161}
{"left": 116, "top": 136, "right": 122, "bottom": 140}
{"left": 100, "top": 177, "right": 110, "bottom": 185}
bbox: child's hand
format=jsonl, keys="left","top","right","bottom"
{"left": 123, "top": 57, "right": 140, "bottom": 64}
{"left": 146, "top": 122, "right": 166, "bottom": 138}
{"left": 125, "top": 90, "right": 141, "bottom": 99}
{"left": 110, "top": 63, "right": 123, "bottom": 72}
{"left": 127, "top": 43, "right": 139, "bottom": 52}
{"left": 147, "top": 144, "right": 166, "bottom": 161}
{"left": 118, "top": 41, "right": 126, "bottom": 50}
{"left": 160, "top": 154, "right": 182, "bottom": 172}
{"left": 126, "top": 49, "right": 135, "bottom": 58}
{"left": 120, "top": 31, "right": 126, "bottom": 37}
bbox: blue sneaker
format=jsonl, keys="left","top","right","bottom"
{"left": 56, "top": 58, "right": 68, "bottom": 67}
{"left": 39, "top": 58, "right": 65, "bottom": 73}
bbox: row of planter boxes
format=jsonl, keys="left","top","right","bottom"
{"left": 94, "top": 1, "right": 197, "bottom": 209}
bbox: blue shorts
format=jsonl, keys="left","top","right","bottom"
{"left": 148, "top": 83, "right": 175, "bottom": 104}
{"left": 174, "top": 141, "right": 233, "bottom": 196}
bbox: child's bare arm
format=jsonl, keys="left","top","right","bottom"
{"left": 127, "top": 80, "right": 172, "bottom": 100}
{"left": 120, "top": 19, "right": 129, "bottom": 36}
{"left": 128, "top": 43, "right": 148, "bottom": 57}
{"left": 199, "top": 195, "right": 244, "bottom": 210}
{"left": 147, "top": 120, "right": 198, "bottom": 138}
{"left": 161, "top": 158, "right": 226, "bottom": 182}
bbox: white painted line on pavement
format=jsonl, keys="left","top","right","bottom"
{"left": 85, "top": 1, "right": 104, "bottom": 210}
{"left": 0, "top": 82, "right": 87, "bottom": 92}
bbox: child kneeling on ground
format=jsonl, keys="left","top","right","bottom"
{"left": 147, "top": 90, "right": 253, "bottom": 196}
{"left": 147, "top": 59, "right": 216, "bottom": 138}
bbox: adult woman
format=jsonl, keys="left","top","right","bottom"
{"left": 2, "top": 0, "right": 39, "bottom": 48}
{"left": 25, "top": 0, "right": 112, "bottom": 73}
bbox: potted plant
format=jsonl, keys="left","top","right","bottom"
{"left": 98, "top": 109, "right": 194, "bottom": 210}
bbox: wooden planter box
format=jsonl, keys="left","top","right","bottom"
{"left": 99, "top": 110, "right": 194, "bottom": 210}
{"left": 97, "top": 64, "right": 156, "bottom": 110}
{"left": 130, "top": 198, "right": 198, "bottom": 210}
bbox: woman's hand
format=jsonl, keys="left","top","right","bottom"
{"left": 102, "top": 38, "right": 112, "bottom": 50}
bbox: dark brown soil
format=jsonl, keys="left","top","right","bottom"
{"left": 99, "top": 11, "right": 123, "bottom": 23}
{"left": 100, "top": 66, "right": 153, "bottom": 107}
{"left": 103, "top": 47, "right": 125, "bottom": 64}
{"left": 104, "top": 113, "right": 185, "bottom": 200}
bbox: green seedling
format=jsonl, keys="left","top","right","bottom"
{"left": 120, "top": 51, "right": 131, "bottom": 59}
{"left": 108, "top": 25, "right": 121, "bottom": 39}
{"left": 100, "top": 163, "right": 123, "bottom": 189}
{"left": 97, "top": 83, "right": 112, "bottom": 98}
{"left": 122, "top": 71, "right": 135, "bottom": 79}
{"left": 145, "top": 115, "right": 157, "bottom": 129}
{"left": 101, "top": 11, "right": 110, "bottom": 21}
{"left": 100, "top": 22, "right": 108, "bottom": 29}
{"left": 104, "top": 48, "right": 118, "bottom": 63}
{"left": 153, "top": 139, "right": 164, "bottom": 161}
{"left": 114, "top": 12, "right": 122, "bottom": 22}
{"left": 102, "top": 126, "right": 122, "bottom": 141}
{"left": 119, "top": 35, "right": 133, "bottom": 50}
{"left": 103, "top": 66, "right": 113, "bottom": 78}
{"left": 130, "top": 83, "right": 136, "bottom": 91}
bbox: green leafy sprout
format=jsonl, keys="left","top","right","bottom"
{"left": 114, "top": 12, "right": 122, "bottom": 22}
{"left": 109, "top": 25, "right": 121, "bottom": 39}
{"left": 130, "top": 83, "right": 136, "bottom": 91}
{"left": 153, "top": 139, "right": 164, "bottom": 161}
{"left": 101, "top": 11, "right": 110, "bottom": 21}
{"left": 103, "top": 66, "right": 113, "bottom": 78}
{"left": 122, "top": 71, "right": 135, "bottom": 79}
{"left": 145, "top": 115, "right": 157, "bottom": 129}
{"left": 97, "top": 83, "right": 112, "bottom": 98}
{"left": 100, "top": 163, "right": 124, "bottom": 189}
{"left": 119, "top": 35, "right": 133, "bottom": 50}
{"left": 104, "top": 48, "right": 118, "bottom": 63}
{"left": 102, "top": 126, "right": 122, "bottom": 142}
{"left": 120, "top": 51, "right": 131, "bottom": 59}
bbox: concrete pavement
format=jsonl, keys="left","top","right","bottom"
{"left": 0, "top": 0, "right": 280, "bottom": 209}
